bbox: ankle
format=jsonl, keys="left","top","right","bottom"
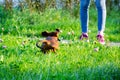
{"left": 98, "top": 31, "right": 104, "bottom": 36}
{"left": 82, "top": 32, "right": 88, "bottom": 36}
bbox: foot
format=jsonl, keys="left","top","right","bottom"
{"left": 80, "top": 33, "right": 89, "bottom": 42}
{"left": 97, "top": 34, "right": 105, "bottom": 45}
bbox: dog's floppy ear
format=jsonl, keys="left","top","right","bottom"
{"left": 41, "top": 31, "right": 48, "bottom": 37}
{"left": 56, "top": 29, "right": 60, "bottom": 32}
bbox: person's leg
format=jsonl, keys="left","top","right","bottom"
{"left": 80, "top": 0, "right": 91, "bottom": 34}
{"left": 95, "top": 0, "right": 106, "bottom": 44}
{"left": 95, "top": 0, "right": 106, "bottom": 35}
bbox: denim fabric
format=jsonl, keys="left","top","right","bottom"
{"left": 80, "top": 0, "right": 106, "bottom": 33}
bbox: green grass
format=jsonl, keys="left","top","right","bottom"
{"left": 0, "top": 8, "right": 120, "bottom": 80}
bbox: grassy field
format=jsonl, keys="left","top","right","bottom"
{"left": 0, "top": 7, "right": 120, "bottom": 80}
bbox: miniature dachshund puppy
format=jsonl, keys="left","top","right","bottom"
{"left": 36, "top": 29, "right": 60, "bottom": 53}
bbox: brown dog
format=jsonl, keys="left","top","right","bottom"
{"left": 36, "top": 29, "right": 60, "bottom": 53}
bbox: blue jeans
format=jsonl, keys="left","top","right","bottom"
{"left": 80, "top": 0, "right": 106, "bottom": 33}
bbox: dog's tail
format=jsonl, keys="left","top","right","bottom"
{"left": 36, "top": 41, "right": 41, "bottom": 49}
{"left": 41, "top": 40, "right": 50, "bottom": 46}
{"left": 36, "top": 40, "right": 51, "bottom": 49}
